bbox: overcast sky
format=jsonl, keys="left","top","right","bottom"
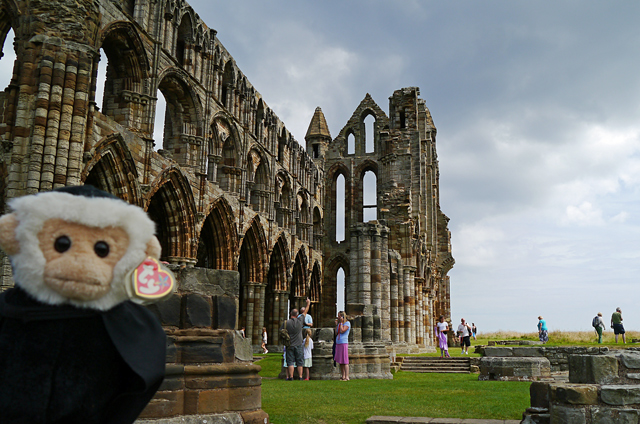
{"left": 190, "top": 1, "right": 640, "bottom": 333}
{"left": 5, "top": 2, "right": 638, "bottom": 333}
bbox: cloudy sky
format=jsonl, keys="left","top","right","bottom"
{"left": 5, "top": 2, "right": 638, "bottom": 333}
{"left": 188, "top": 1, "right": 640, "bottom": 333}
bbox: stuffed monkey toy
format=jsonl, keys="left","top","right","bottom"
{"left": 0, "top": 185, "right": 174, "bottom": 424}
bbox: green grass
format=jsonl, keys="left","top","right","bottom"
{"left": 474, "top": 330, "right": 640, "bottom": 348}
{"left": 254, "top": 354, "right": 530, "bottom": 424}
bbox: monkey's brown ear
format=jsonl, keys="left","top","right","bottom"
{"left": 0, "top": 213, "right": 20, "bottom": 256}
{"left": 145, "top": 236, "right": 162, "bottom": 259}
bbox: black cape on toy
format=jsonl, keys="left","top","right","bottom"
{"left": 0, "top": 185, "right": 174, "bottom": 424}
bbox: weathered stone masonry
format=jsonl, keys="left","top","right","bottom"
{"left": 0, "top": 0, "right": 454, "bottom": 421}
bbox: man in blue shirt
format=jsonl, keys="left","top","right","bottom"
{"left": 301, "top": 306, "right": 313, "bottom": 330}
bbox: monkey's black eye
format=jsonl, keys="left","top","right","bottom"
{"left": 54, "top": 236, "right": 71, "bottom": 253}
{"left": 94, "top": 241, "right": 110, "bottom": 258}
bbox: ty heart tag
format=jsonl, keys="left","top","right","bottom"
{"left": 125, "top": 257, "right": 175, "bottom": 303}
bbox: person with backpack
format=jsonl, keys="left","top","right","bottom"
{"left": 592, "top": 313, "right": 605, "bottom": 343}
{"left": 280, "top": 297, "right": 311, "bottom": 380}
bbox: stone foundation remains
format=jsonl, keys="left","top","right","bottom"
{"left": 478, "top": 346, "right": 610, "bottom": 372}
{"left": 479, "top": 357, "right": 551, "bottom": 382}
{"left": 521, "top": 350, "right": 640, "bottom": 424}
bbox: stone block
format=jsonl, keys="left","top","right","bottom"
{"left": 479, "top": 357, "right": 550, "bottom": 381}
{"left": 240, "top": 409, "right": 270, "bottom": 424}
{"left": 549, "top": 405, "right": 586, "bottom": 424}
{"left": 317, "top": 327, "right": 335, "bottom": 342}
{"left": 569, "top": 354, "right": 619, "bottom": 384}
{"left": 213, "top": 295, "right": 237, "bottom": 329}
{"left": 601, "top": 385, "right": 640, "bottom": 406}
{"left": 233, "top": 331, "right": 253, "bottom": 361}
{"left": 619, "top": 351, "right": 640, "bottom": 370}
{"left": 530, "top": 382, "right": 550, "bottom": 408}
{"left": 513, "top": 347, "right": 543, "bottom": 357}
{"left": 178, "top": 267, "right": 239, "bottom": 297}
{"left": 183, "top": 293, "right": 212, "bottom": 328}
{"left": 177, "top": 337, "right": 225, "bottom": 364}
{"left": 552, "top": 384, "right": 598, "bottom": 405}
{"left": 146, "top": 294, "right": 181, "bottom": 327}
{"left": 483, "top": 346, "right": 514, "bottom": 357}
{"left": 592, "top": 407, "right": 640, "bottom": 424}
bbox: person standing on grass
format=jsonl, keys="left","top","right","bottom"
{"left": 594, "top": 313, "right": 605, "bottom": 344}
{"left": 282, "top": 297, "right": 311, "bottom": 380}
{"left": 611, "top": 307, "right": 626, "bottom": 344}
{"left": 335, "top": 311, "right": 351, "bottom": 381}
{"left": 436, "top": 315, "right": 451, "bottom": 358}
{"left": 303, "top": 328, "right": 314, "bottom": 380}
{"left": 472, "top": 323, "right": 477, "bottom": 340}
{"left": 457, "top": 318, "right": 472, "bottom": 354}
{"left": 537, "top": 316, "right": 548, "bottom": 343}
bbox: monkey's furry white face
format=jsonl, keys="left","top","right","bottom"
{"left": 8, "top": 191, "right": 157, "bottom": 310}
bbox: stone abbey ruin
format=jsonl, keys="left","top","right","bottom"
{"left": 0, "top": 0, "right": 454, "bottom": 421}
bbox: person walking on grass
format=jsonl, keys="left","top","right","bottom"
{"left": 261, "top": 327, "right": 268, "bottom": 354}
{"left": 537, "top": 316, "right": 548, "bottom": 343}
{"left": 457, "top": 318, "right": 472, "bottom": 354}
{"left": 593, "top": 313, "right": 605, "bottom": 344}
{"left": 303, "top": 328, "right": 314, "bottom": 380}
{"left": 472, "top": 323, "right": 477, "bottom": 340}
{"left": 436, "top": 315, "right": 450, "bottom": 358}
{"left": 335, "top": 311, "right": 351, "bottom": 381}
{"left": 611, "top": 307, "right": 626, "bottom": 344}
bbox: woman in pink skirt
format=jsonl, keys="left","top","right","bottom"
{"left": 436, "top": 315, "right": 450, "bottom": 358}
{"left": 335, "top": 311, "right": 351, "bottom": 381}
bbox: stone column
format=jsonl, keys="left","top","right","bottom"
{"left": 359, "top": 226, "right": 371, "bottom": 305}
{"left": 347, "top": 226, "right": 361, "bottom": 306}
{"left": 370, "top": 225, "right": 381, "bottom": 311}
{"left": 390, "top": 254, "right": 399, "bottom": 342}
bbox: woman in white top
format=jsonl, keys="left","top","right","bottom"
{"left": 436, "top": 315, "right": 450, "bottom": 358}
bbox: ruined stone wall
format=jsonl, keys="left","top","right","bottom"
{"left": 316, "top": 87, "right": 454, "bottom": 348}
{"left": 0, "top": 0, "right": 323, "bottom": 349}
{"left": 0, "top": 0, "right": 452, "bottom": 369}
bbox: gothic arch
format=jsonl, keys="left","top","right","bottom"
{"left": 145, "top": 167, "right": 197, "bottom": 261}
{"left": 82, "top": 133, "right": 142, "bottom": 206}
{"left": 97, "top": 21, "right": 151, "bottom": 130}
{"left": 290, "top": 247, "right": 308, "bottom": 304}
{"left": 156, "top": 68, "right": 204, "bottom": 166}
{"left": 196, "top": 197, "right": 238, "bottom": 270}
{"left": 238, "top": 216, "right": 268, "bottom": 344}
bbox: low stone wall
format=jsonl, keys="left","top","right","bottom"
{"left": 522, "top": 351, "right": 640, "bottom": 424}
{"left": 477, "top": 345, "right": 609, "bottom": 372}
{"left": 479, "top": 357, "right": 551, "bottom": 381}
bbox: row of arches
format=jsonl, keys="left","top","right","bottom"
{"left": 82, "top": 133, "right": 322, "bottom": 344}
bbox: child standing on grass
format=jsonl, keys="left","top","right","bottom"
{"left": 436, "top": 315, "right": 450, "bottom": 358}
{"left": 303, "top": 328, "right": 313, "bottom": 380}
{"left": 261, "top": 327, "right": 268, "bottom": 354}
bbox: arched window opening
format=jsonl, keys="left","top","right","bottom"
{"left": 157, "top": 75, "right": 200, "bottom": 166}
{"left": 336, "top": 267, "right": 345, "bottom": 315}
{"left": 154, "top": 91, "right": 167, "bottom": 150}
{"left": 336, "top": 174, "right": 345, "bottom": 242}
{"left": 400, "top": 109, "right": 406, "bottom": 129}
{"left": 122, "top": 0, "right": 135, "bottom": 17}
{"left": 347, "top": 133, "right": 355, "bottom": 155}
{"left": 176, "top": 14, "right": 192, "bottom": 67}
{"left": 363, "top": 171, "right": 377, "bottom": 222}
{"left": 222, "top": 62, "right": 235, "bottom": 110}
{"left": 0, "top": 27, "right": 14, "bottom": 89}
{"left": 313, "top": 207, "right": 322, "bottom": 249}
{"left": 365, "top": 114, "right": 375, "bottom": 153}
{"left": 94, "top": 52, "right": 106, "bottom": 113}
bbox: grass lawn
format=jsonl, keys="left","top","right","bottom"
{"left": 254, "top": 354, "right": 530, "bottom": 424}
{"left": 473, "top": 330, "right": 640, "bottom": 348}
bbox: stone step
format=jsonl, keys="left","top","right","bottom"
{"left": 398, "top": 356, "right": 472, "bottom": 374}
